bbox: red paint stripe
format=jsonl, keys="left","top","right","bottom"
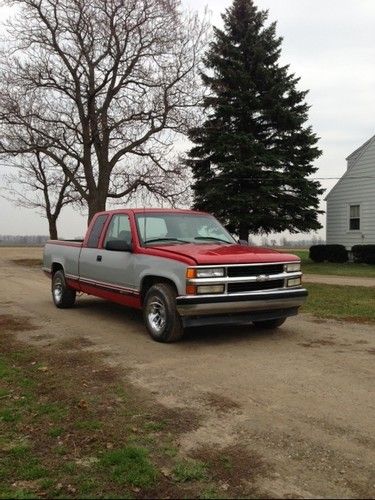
{"left": 80, "top": 282, "right": 142, "bottom": 309}
{"left": 79, "top": 278, "right": 138, "bottom": 295}
{"left": 66, "top": 277, "right": 81, "bottom": 291}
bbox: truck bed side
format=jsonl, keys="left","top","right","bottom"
{"left": 43, "top": 241, "right": 83, "bottom": 281}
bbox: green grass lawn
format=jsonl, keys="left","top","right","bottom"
{"left": 279, "top": 249, "right": 375, "bottom": 278}
{"left": 303, "top": 283, "right": 375, "bottom": 323}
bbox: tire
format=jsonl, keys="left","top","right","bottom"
{"left": 143, "top": 283, "right": 184, "bottom": 342}
{"left": 253, "top": 317, "right": 287, "bottom": 329}
{"left": 52, "top": 270, "right": 76, "bottom": 308}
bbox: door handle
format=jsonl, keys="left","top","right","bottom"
{"left": 96, "top": 255, "right": 102, "bottom": 262}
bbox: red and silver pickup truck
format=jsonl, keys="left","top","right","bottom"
{"left": 43, "top": 208, "right": 307, "bottom": 342}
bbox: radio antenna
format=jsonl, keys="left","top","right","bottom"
{"left": 143, "top": 206, "right": 147, "bottom": 243}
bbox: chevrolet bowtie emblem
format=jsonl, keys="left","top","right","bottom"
{"left": 256, "top": 274, "right": 269, "bottom": 282}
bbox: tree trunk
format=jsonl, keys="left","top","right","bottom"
{"left": 87, "top": 193, "right": 107, "bottom": 224}
{"left": 48, "top": 218, "right": 58, "bottom": 240}
{"left": 239, "top": 223, "right": 249, "bottom": 242}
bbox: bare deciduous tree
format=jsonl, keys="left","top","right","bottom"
{"left": 0, "top": 0, "right": 207, "bottom": 222}
{"left": 3, "top": 152, "right": 78, "bottom": 239}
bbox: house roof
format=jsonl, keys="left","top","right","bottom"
{"left": 346, "top": 135, "right": 375, "bottom": 162}
{"left": 325, "top": 133, "right": 375, "bottom": 200}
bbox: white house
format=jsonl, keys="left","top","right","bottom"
{"left": 326, "top": 134, "right": 375, "bottom": 249}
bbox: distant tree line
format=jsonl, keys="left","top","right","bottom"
{"left": 267, "top": 236, "right": 325, "bottom": 248}
{"left": 0, "top": 235, "right": 49, "bottom": 246}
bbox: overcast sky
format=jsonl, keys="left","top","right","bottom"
{"left": 0, "top": 0, "right": 375, "bottom": 240}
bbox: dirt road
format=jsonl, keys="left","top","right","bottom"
{"left": 1, "top": 248, "right": 374, "bottom": 498}
{"left": 304, "top": 273, "right": 375, "bottom": 287}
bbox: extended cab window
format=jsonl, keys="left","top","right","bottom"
{"left": 104, "top": 214, "right": 131, "bottom": 246}
{"left": 87, "top": 215, "right": 108, "bottom": 248}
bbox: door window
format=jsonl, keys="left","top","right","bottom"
{"left": 104, "top": 215, "right": 132, "bottom": 246}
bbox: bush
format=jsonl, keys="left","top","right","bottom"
{"left": 325, "top": 245, "right": 348, "bottom": 263}
{"left": 352, "top": 245, "right": 363, "bottom": 263}
{"left": 309, "top": 245, "right": 326, "bottom": 263}
{"left": 352, "top": 245, "right": 375, "bottom": 265}
{"left": 309, "top": 245, "right": 348, "bottom": 263}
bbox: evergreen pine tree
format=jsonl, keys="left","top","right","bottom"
{"left": 187, "top": 0, "right": 323, "bottom": 241}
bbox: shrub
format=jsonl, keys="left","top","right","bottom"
{"left": 352, "top": 245, "right": 363, "bottom": 263}
{"left": 352, "top": 245, "right": 375, "bottom": 265}
{"left": 309, "top": 245, "right": 326, "bottom": 263}
{"left": 325, "top": 245, "right": 348, "bottom": 263}
{"left": 309, "top": 245, "right": 348, "bottom": 263}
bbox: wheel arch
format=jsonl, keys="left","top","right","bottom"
{"left": 51, "top": 262, "right": 64, "bottom": 276}
{"left": 140, "top": 275, "right": 178, "bottom": 305}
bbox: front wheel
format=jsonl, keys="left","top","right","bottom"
{"left": 52, "top": 270, "right": 76, "bottom": 308}
{"left": 143, "top": 283, "right": 184, "bottom": 342}
{"left": 253, "top": 317, "right": 286, "bottom": 329}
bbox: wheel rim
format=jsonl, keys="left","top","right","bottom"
{"left": 53, "top": 277, "right": 63, "bottom": 303}
{"left": 147, "top": 296, "right": 166, "bottom": 335}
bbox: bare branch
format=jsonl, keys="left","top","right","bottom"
{"left": 0, "top": 0, "right": 209, "bottom": 222}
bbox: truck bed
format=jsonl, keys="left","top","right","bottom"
{"left": 43, "top": 240, "right": 83, "bottom": 278}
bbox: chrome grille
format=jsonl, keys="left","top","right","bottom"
{"left": 227, "top": 264, "right": 284, "bottom": 277}
{"left": 228, "top": 280, "right": 284, "bottom": 293}
{"left": 187, "top": 262, "right": 301, "bottom": 297}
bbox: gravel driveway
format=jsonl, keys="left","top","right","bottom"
{"left": 1, "top": 247, "right": 374, "bottom": 498}
{"left": 304, "top": 273, "right": 375, "bottom": 287}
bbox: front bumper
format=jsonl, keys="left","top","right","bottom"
{"left": 176, "top": 288, "right": 308, "bottom": 317}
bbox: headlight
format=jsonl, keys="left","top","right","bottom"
{"left": 286, "top": 263, "right": 301, "bottom": 273}
{"left": 288, "top": 277, "right": 301, "bottom": 287}
{"left": 196, "top": 268, "right": 225, "bottom": 278}
{"left": 197, "top": 285, "right": 225, "bottom": 294}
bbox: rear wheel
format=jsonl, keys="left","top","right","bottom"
{"left": 143, "top": 283, "right": 184, "bottom": 342}
{"left": 52, "top": 270, "right": 76, "bottom": 308}
{"left": 253, "top": 317, "right": 286, "bottom": 329}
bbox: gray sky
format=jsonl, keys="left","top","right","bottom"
{"left": 0, "top": 0, "right": 375, "bottom": 240}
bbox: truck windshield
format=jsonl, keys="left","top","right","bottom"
{"left": 136, "top": 213, "right": 236, "bottom": 246}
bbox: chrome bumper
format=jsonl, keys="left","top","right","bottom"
{"left": 176, "top": 288, "right": 308, "bottom": 316}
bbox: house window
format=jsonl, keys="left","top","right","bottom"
{"left": 349, "top": 205, "right": 360, "bottom": 230}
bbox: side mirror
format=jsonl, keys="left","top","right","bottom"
{"left": 238, "top": 239, "right": 249, "bottom": 246}
{"left": 105, "top": 240, "right": 132, "bottom": 252}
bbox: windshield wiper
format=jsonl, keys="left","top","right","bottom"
{"left": 194, "top": 236, "right": 232, "bottom": 244}
{"left": 144, "top": 237, "right": 189, "bottom": 244}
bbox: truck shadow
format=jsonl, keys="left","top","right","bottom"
{"left": 73, "top": 297, "right": 284, "bottom": 345}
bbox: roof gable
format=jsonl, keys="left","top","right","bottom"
{"left": 346, "top": 134, "right": 375, "bottom": 171}
{"left": 325, "top": 133, "right": 375, "bottom": 200}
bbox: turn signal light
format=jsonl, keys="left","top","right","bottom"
{"left": 186, "top": 285, "right": 197, "bottom": 295}
{"left": 186, "top": 268, "right": 197, "bottom": 279}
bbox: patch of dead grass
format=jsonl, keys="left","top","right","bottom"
{"left": 299, "top": 338, "right": 352, "bottom": 349}
{"left": 10, "top": 258, "right": 42, "bottom": 268}
{"left": 201, "top": 392, "right": 241, "bottom": 413}
{"left": 58, "top": 336, "right": 95, "bottom": 350}
{"left": 0, "top": 314, "right": 36, "bottom": 332}
{"left": 191, "top": 444, "right": 268, "bottom": 496}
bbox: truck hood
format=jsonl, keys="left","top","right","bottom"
{"left": 147, "top": 243, "right": 299, "bottom": 265}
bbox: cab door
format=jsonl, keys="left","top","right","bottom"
{"left": 79, "top": 213, "right": 137, "bottom": 295}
